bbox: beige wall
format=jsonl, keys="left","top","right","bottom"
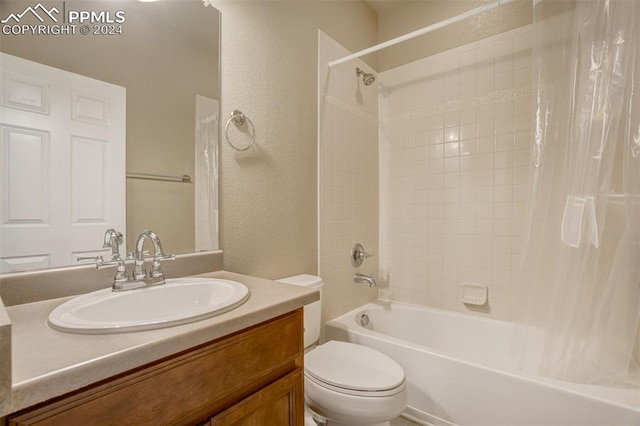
{"left": 377, "top": 0, "right": 532, "bottom": 71}
{"left": 318, "top": 31, "right": 379, "bottom": 329}
{"left": 212, "top": 0, "right": 377, "bottom": 279}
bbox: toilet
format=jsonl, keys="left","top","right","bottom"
{"left": 277, "top": 274, "right": 407, "bottom": 426}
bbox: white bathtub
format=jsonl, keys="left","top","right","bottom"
{"left": 324, "top": 300, "right": 640, "bottom": 426}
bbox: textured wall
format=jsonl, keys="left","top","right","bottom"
{"left": 318, "top": 31, "right": 379, "bottom": 328}
{"left": 376, "top": 0, "right": 532, "bottom": 72}
{"left": 212, "top": 1, "right": 377, "bottom": 279}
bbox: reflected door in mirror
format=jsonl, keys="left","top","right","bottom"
{"left": 0, "top": 53, "right": 126, "bottom": 272}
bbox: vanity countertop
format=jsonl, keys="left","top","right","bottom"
{"left": 0, "top": 271, "right": 319, "bottom": 417}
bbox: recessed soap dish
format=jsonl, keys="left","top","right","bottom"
{"left": 460, "top": 283, "right": 488, "bottom": 306}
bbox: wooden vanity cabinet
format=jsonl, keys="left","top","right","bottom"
{"left": 209, "top": 369, "right": 302, "bottom": 425}
{"left": 5, "top": 309, "right": 304, "bottom": 426}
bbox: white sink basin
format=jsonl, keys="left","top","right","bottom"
{"left": 48, "top": 277, "right": 249, "bottom": 334}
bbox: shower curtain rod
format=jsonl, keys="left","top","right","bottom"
{"left": 328, "top": 0, "right": 516, "bottom": 68}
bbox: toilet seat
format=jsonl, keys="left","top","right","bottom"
{"left": 305, "top": 370, "right": 405, "bottom": 397}
{"left": 304, "top": 341, "right": 406, "bottom": 397}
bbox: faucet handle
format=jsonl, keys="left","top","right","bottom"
{"left": 76, "top": 255, "right": 104, "bottom": 267}
{"left": 154, "top": 253, "right": 175, "bottom": 261}
{"left": 127, "top": 250, "right": 149, "bottom": 260}
{"left": 150, "top": 257, "right": 163, "bottom": 279}
{"left": 351, "top": 243, "right": 374, "bottom": 267}
{"left": 149, "top": 254, "right": 174, "bottom": 278}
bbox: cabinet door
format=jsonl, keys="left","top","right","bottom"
{"left": 210, "top": 369, "right": 303, "bottom": 426}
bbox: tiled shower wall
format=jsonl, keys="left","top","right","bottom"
{"left": 318, "top": 31, "right": 378, "bottom": 327}
{"left": 378, "top": 25, "right": 532, "bottom": 321}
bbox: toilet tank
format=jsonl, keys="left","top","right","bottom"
{"left": 276, "top": 274, "right": 323, "bottom": 349}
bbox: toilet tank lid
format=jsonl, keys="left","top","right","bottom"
{"left": 276, "top": 274, "right": 323, "bottom": 288}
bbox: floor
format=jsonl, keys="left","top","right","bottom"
{"left": 390, "top": 416, "right": 422, "bottom": 426}
{"left": 305, "top": 411, "right": 421, "bottom": 426}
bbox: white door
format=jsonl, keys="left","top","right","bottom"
{"left": 0, "top": 53, "right": 126, "bottom": 272}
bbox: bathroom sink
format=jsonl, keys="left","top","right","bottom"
{"left": 48, "top": 277, "right": 249, "bottom": 334}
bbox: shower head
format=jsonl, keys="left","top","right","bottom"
{"left": 356, "top": 67, "right": 376, "bottom": 86}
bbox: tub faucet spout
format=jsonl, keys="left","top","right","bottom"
{"left": 354, "top": 273, "right": 377, "bottom": 287}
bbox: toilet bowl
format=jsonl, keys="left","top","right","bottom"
{"left": 277, "top": 275, "right": 407, "bottom": 426}
{"left": 304, "top": 340, "right": 407, "bottom": 426}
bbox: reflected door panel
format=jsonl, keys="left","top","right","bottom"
{"left": 0, "top": 53, "right": 125, "bottom": 272}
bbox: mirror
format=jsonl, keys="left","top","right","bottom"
{"left": 0, "top": 0, "right": 220, "bottom": 273}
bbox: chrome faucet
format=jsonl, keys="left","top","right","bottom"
{"left": 84, "top": 230, "right": 174, "bottom": 291}
{"left": 76, "top": 228, "right": 123, "bottom": 267}
{"left": 354, "top": 273, "right": 377, "bottom": 287}
{"left": 108, "top": 230, "right": 174, "bottom": 292}
{"left": 103, "top": 228, "right": 123, "bottom": 261}
{"left": 132, "top": 230, "right": 169, "bottom": 285}
{"left": 351, "top": 243, "right": 374, "bottom": 267}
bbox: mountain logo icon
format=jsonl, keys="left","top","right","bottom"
{"left": 1, "top": 3, "right": 60, "bottom": 24}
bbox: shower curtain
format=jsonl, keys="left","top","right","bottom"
{"left": 517, "top": 0, "right": 640, "bottom": 385}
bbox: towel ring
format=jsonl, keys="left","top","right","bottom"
{"left": 225, "top": 110, "right": 255, "bottom": 151}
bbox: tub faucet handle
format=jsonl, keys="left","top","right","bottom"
{"left": 351, "top": 243, "right": 374, "bottom": 267}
